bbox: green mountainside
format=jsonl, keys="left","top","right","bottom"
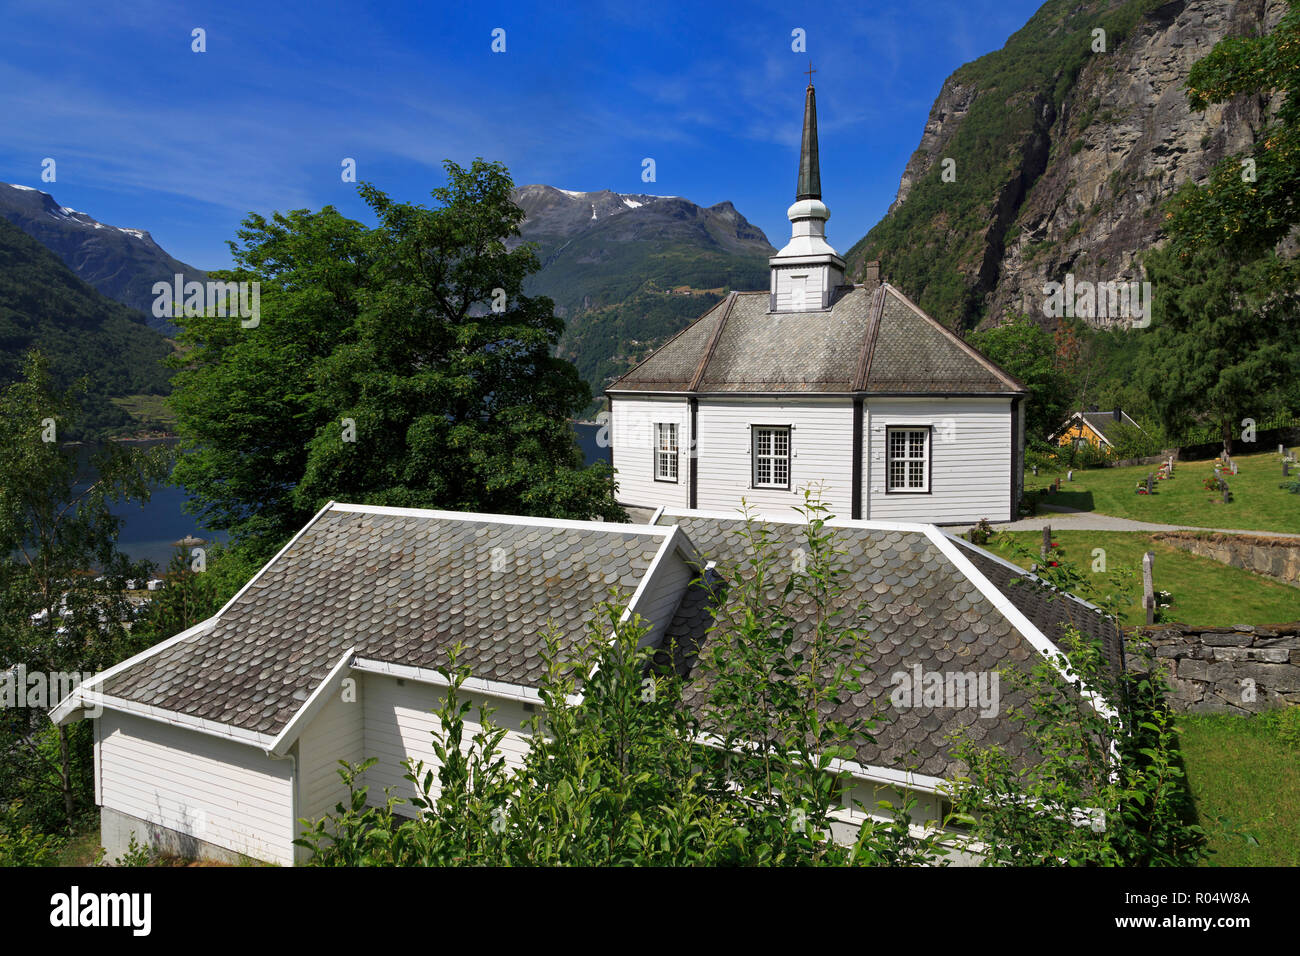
{"left": 0, "top": 216, "right": 172, "bottom": 436}
{"left": 511, "top": 185, "right": 772, "bottom": 404}
{"left": 845, "top": 0, "right": 1227, "bottom": 330}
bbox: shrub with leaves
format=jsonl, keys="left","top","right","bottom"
{"left": 298, "top": 494, "right": 942, "bottom": 866}
{"left": 0, "top": 802, "right": 62, "bottom": 867}
{"left": 945, "top": 545, "right": 1208, "bottom": 866}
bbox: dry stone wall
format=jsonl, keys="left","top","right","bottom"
{"left": 1129, "top": 623, "right": 1300, "bottom": 714}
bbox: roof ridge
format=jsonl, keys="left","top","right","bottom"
{"left": 853, "top": 284, "right": 887, "bottom": 391}
{"left": 688, "top": 291, "right": 738, "bottom": 392}
{"left": 605, "top": 295, "right": 732, "bottom": 392}
{"left": 878, "top": 284, "right": 1027, "bottom": 393}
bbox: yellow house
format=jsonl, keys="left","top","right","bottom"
{"left": 1050, "top": 408, "right": 1142, "bottom": 452}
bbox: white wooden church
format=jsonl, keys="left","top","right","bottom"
{"left": 607, "top": 83, "right": 1027, "bottom": 524}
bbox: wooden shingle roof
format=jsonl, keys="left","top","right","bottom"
{"left": 608, "top": 284, "right": 1025, "bottom": 396}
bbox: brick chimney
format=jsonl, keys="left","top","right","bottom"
{"left": 1113, "top": 407, "right": 1122, "bottom": 422}
{"left": 863, "top": 260, "right": 880, "bottom": 287}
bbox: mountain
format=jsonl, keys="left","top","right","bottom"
{"left": 0, "top": 182, "right": 206, "bottom": 335}
{"left": 0, "top": 216, "right": 172, "bottom": 436}
{"left": 510, "top": 186, "right": 774, "bottom": 399}
{"left": 845, "top": 0, "right": 1287, "bottom": 331}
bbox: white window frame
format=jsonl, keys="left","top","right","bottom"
{"left": 885, "top": 426, "right": 930, "bottom": 494}
{"left": 752, "top": 425, "right": 791, "bottom": 489}
{"left": 654, "top": 422, "right": 679, "bottom": 483}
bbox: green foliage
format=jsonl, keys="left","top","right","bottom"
{"left": 0, "top": 354, "right": 172, "bottom": 833}
{"left": 1137, "top": 248, "right": 1300, "bottom": 450}
{"left": 112, "top": 833, "right": 154, "bottom": 867}
{"left": 1168, "top": 0, "right": 1300, "bottom": 257}
{"left": 0, "top": 219, "right": 172, "bottom": 438}
{"left": 299, "top": 495, "right": 942, "bottom": 866}
{"left": 0, "top": 802, "right": 62, "bottom": 867}
{"left": 1105, "top": 419, "right": 1168, "bottom": 460}
{"left": 948, "top": 630, "right": 1207, "bottom": 865}
{"left": 171, "top": 160, "right": 623, "bottom": 561}
{"left": 967, "top": 316, "right": 1072, "bottom": 439}
{"left": 1280, "top": 476, "right": 1300, "bottom": 494}
{"left": 946, "top": 542, "right": 1207, "bottom": 865}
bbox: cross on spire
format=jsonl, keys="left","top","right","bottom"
{"left": 805, "top": 61, "right": 816, "bottom": 87}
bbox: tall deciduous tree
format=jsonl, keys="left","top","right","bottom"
{"left": 171, "top": 159, "right": 621, "bottom": 561}
{"left": 0, "top": 353, "right": 168, "bottom": 831}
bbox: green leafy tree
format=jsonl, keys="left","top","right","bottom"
{"left": 0, "top": 353, "right": 169, "bottom": 832}
{"left": 171, "top": 160, "right": 622, "bottom": 562}
{"left": 1139, "top": 248, "right": 1300, "bottom": 452}
{"left": 968, "top": 316, "right": 1074, "bottom": 441}
{"left": 1169, "top": 0, "right": 1300, "bottom": 257}
{"left": 1139, "top": 3, "right": 1300, "bottom": 450}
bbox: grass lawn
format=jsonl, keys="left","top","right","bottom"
{"left": 983, "top": 530, "right": 1300, "bottom": 626}
{"left": 54, "top": 819, "right": 104, "bottom": 866}
{"left": 1025, "top": 451, "right": 1300, "bottom": 534}
{"left": 1179, "top": 711, "right": 1300, "bottom": 866}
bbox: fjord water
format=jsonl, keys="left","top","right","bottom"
{"left": 90, "top": 426, "right": 610, "bottom": 568}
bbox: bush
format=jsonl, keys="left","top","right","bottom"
{"left": 1107, "top": 419, "right": 1169, "bottom": 461}
{"left": 946, "top": 546, "right": 1208, "bottom": 866}
{"left": 0, "top": 803, "right": 62, "bottom": 867}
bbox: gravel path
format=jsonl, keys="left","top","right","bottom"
{"left": 949, "top": 505, "right": 1300, "bottom": 539}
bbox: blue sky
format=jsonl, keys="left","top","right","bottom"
{"left": 0, "top": 0, "right": 1045, "bottom": 269}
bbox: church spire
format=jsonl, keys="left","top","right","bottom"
{"left": 797, "top": 78, "right": 821, "bottom": 201}
{"left": 769, "top": 71, "right": 844, "bottom": 313}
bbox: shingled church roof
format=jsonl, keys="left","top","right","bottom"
{"left": 607, "top": 283, "right": 1025, "bottom": 396}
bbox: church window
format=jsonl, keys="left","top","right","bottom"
{"left": 886, "top": 427, "right": 930, "bottom": 493}
{"left": 752, "top": 426, "right": 791, "bottom": 489}
{"left": 655, "top": 423, "right": 678, "bottom": 482}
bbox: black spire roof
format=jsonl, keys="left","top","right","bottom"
{"left": 797, "top": 83, "right": 821, "bottom": 201}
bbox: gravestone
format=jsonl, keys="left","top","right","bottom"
{"left": 1145, "top": 473, "right": 1154, "bottom": 495}
{"left": 1041, "top": 525, "right": 1052, "bottom": 562}
{"left": 1142, "top": 551, "right": 1155, "bottom": 625}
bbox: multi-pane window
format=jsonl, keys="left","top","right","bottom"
{"left": 752, "top": 426, "right": 791, "bottom": 488}
{"left": 886, "top": 427, "right": 929, "bottom": 492}
{"left": 655, "top": 423, "right": 678, "bottom": 482}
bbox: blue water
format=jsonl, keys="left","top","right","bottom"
{"left": 75, "top": 439, "right": 226, "bottom": 571}
{"left": 96, "top": 425, "right": 608, "bottom": 569}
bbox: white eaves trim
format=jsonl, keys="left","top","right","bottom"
{"left": 267, "top": 648, "right": 356, "bottom": 757}
{"left": 49, "top": 616, "right": 218, "bottom": 725}
{"left": 71, "top": 690, "right": 277, "bottom": 750}
{"left": 925, "top": 526, "right": 1117, "bottom": 721}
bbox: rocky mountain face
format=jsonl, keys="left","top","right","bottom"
{"left": 512, "top": 185, "right": 773, "bottom": 316}
{"left": 0, "top": 182, "right": 206, "bottom": 335}
{"left": 510, "top": 185, "right": 773, "bottom": 401}
{"left": 847, "top": 0, "right": 1288, "bottom": 331}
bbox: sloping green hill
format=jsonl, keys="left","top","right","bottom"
{"left": 0, "top": 216, "right": 172, "bottom": 435}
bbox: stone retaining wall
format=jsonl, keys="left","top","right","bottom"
{"left": 1153, "top": 531, "right": 1300, "bottom": 587}
{"left": 1128, "top": 623, "right": 1300, "bottom": 714}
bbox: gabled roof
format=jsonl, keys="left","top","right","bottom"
{"left": 652, "top": 510, "right": 1120, "bottom": 778}
{"left": 607, "top": 284, "right": 1025, "bottom": 396}
{"left": 54, "top": 504, "right": 1119, "bottom": 786}
{"left": 61, "top": 504, "right": 690, "bottom": 738}
{"left": 1051, "top": 409, "right": 1144, "bottom": 446}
